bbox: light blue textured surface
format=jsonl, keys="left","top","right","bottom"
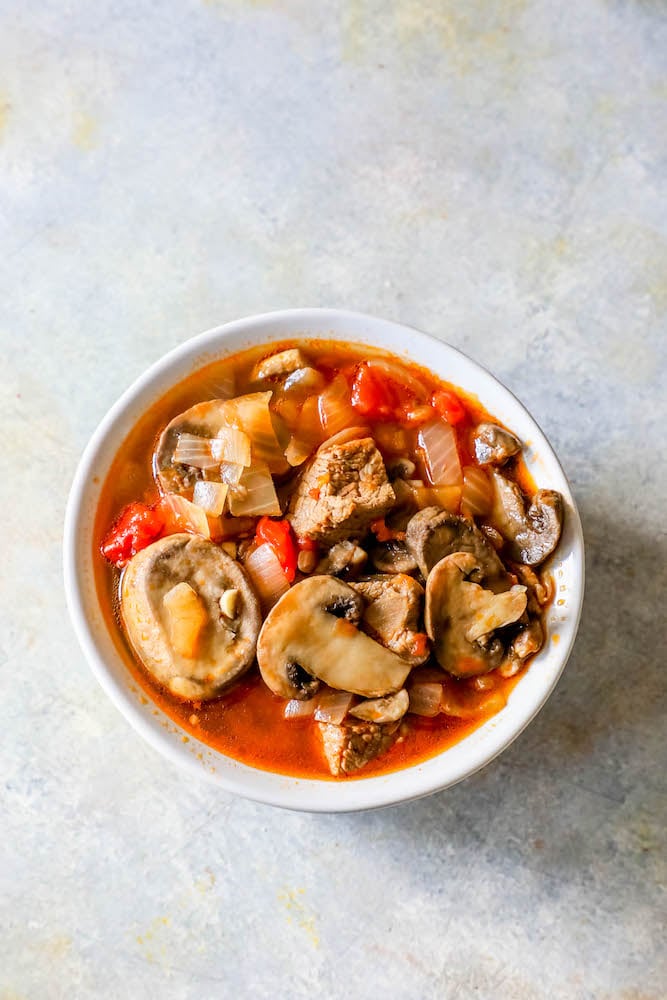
{"left": 1, "top": 2, "right": 666, "bottom": 998}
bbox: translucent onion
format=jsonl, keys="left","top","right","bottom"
{"left": 212, "top": 427, "right": 251, "bottom": 467}
{"left": 408, "top": 683, "right": 443, "bottom": 717}
{"left": 418, "top": 419, "right": 462, "bottom": 486}
{"left": 192, "top": 480, "right": 228, "bottom": 517}
{"left": 202, "top": 371, "right": 235, "bottom": 400}
{"left": 244, "top": 543, "right": 290, "bottom": 609}
{"left": 284, "top": 367, "right": 325, "bottom": 393}
{"left": 219, "top": 391, "right": 288, "bottom": 474}
{"left": 284, "top": 395, "right": 323, "bottom": 466}
{"left": 318, "top": 376, "right": 357, "bottom": 437}
{"left": 172, "top": 434, "right": 220, "bottom": 469}
{"left": 440, "top": 686, "right": 507, "bottom": 719}
{"left": 161, "top": 494, "right": 211, "bottom": 538}
{"left": 219, "top": 461, "right": 245, "bottom": 486}
{"left": 228, "top": 461, "right": 281, "bottom": 516}
{"left": 461, "top": 465, "right": 492, "bottom": 517}
{"left": 411, "top": 484, "right": 461, "bottom": 514}
{"left": 283, "top": 697, "right": 318, "bottom": 720}
{"left": 314, "top": 689, "right": 354, "bottom": 725}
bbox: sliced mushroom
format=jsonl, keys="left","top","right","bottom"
{"left": 501, "top": 619, "right": 544, "bottom": 677}
{"left": 120, "top": 534, "right": 261, "bottom": 700}
{"left": 256, "top": 576, "right": 413, "bottom": 700}
{"left": 350, "top": 574, "right": 429, "bottom": 665}
{"left": 316, "top": 540, "right": 368, "bottom": 578}
{"left": 489, "top": 470, "right": 563, "bottom": 566}
{"left": 251, "top": 348, "right": 308, "bottom": 382}
{"left": 406, "top": 507, "right": 507, "bottom": 587}
{"left": 425, "top": 552, "right": 527, "bottom": 678}
{"left": 370, "top": 539, "right": 419, "bottom": 575}
{"left": 349, "top": 689, "right": 409, "bottom": 724}
{"left": 473, "top": 423, "right": 522, "bottom": 466}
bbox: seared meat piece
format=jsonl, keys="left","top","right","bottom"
{"left": 350, "top": 574, "right": 429, "bottom": 665}
{"left": 318, "top": 719, "right": 400, "bottom": 776}
{"left": 288, "top": 437, "right": 395, "bottom": 545}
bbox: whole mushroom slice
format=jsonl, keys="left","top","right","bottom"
{"left": 120, "top": 534, "right": 261, "bottom": 700}
{"left": 405, "top": 507, "right": 507, "bottom": 587}
{"left": 425, "top": 552, "right": 527, "bottom": 678}
{"left": 489, "top": 470, "right": 563, "bottom": 566}
{"left": 350, "top": 574, "right": 429, "bottom": 666}
{"left": 256, "top": 576, "right": 413, "bottom": 700}
{"left": 473, "top": 423, "right": 522, "bottom": 466}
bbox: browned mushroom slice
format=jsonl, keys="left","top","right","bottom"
{"left": 488, "top": 470, "right": 563, "bottom": 566}
{"left": 120, "top": 534, "right": 261, "bottom": 700}
{"left": 473, "top": 423, "right": 522, "bottom": 466}
{"left": 370, "top": 539, "right": 419, "bottom": 575}
{"left": 425, "top": 552, "right": 527, "bottom": 678}
{"left": 405, "top": 507, "right": 508, "bottom": 587}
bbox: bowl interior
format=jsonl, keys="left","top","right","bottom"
{"left": 64, "top": 309, "right": 584, "bottom": 812}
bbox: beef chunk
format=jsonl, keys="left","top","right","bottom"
{"left": 288, "top": 437, "right": 395, "bottom": 544}
{"left": 318, "top": 719, "right": 400, "bottom": 776}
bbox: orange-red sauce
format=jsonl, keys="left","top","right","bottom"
{"left": 94, "top": 339, "right": 533, "bottom": 780}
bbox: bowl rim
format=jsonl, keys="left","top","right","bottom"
{"left": 63, "top": 308, "right": 585, "bottom": 812}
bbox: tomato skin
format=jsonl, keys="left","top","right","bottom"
{"left": 101, "top": 501, "right": 165, "bottom": 568}
{"left": 431, "top": 389, "right": 467, "bottom": 425}
{"left": 350, "top": 362, "right": 423, "bottom": 422}
{"left": 256, "top": 517, "right": 298, "bottom": 582}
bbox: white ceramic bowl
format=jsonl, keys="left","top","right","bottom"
{"left": 64, "top": 309, "right": 584, "bottom": 812}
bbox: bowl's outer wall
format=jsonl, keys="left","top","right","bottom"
{"left": 63, "top": 309, "right": 584, "bottom": 812}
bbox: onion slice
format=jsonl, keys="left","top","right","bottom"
{"left": 244, "top": 543, "right": 290, "bottom": 609}
{"left": 314, "top": 689, "right": 354, "bottom": 725}
{"left": 418, "top": 419, "right": 462, "bottom": 486}
{"left": 212, "top": 427, "right": 251, "bottom": 467}
{"left": 172, "top": 434, "right": 220, "bottom": 469}
{"left": 228, "top": 461, "right": 281, "bottom": 516}
{"left": 408, "top": 683, "right": 442, "bottom": 717}
{"left": 193, "top": 480, "right": 228, "bottom": 517}
{"left": 461, "top": 465, "right": 492, "bottom": 517}
{"left": 318, "top": 376, "right": 357, "bottom": 437}
{"left": 161, "top": 494, "right": 211, "bottom": 538}
{"left": 284, "top": 697, "right": 318, "bottom": 720}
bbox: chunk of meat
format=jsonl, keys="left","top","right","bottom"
{"left": 318, "top": 719, "right": 400, "bottom": 776}
{"left": 350, "top": 574, "right": 429, "bottom": 665}
{"left": 288, "top": 437, "right": 395, "bottom": 544}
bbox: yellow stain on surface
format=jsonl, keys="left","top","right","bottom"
{"left": 72, "top": 111, "right": 98, "bottom": 150}
{"left": 136, "top": 915, "right": 171, "bottom": 963}
{"left": 0, "top": 94, "right": 10, "bottom": 137}
{"left": 278, "top": 887, "right": 320, "bottom": 948}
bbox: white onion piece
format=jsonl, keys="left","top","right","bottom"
{"left": 219, "top": 461, "right": 245, "bottom": 486}
{"left": 318, "top": 376, "right": 357, "bottom": 437}
{"left": 172, "top": 434, "right": 219, "bottom": 469}
{"left": 228, "top": 461, "right": 281, "bottom": 516}
{"left": 202, "top": 371, "right": 235, "bottom": 400}
{"left": 193, "top": 480, "right": 228, "bottom": 517}
{"left": 461, "top": 465, "right": 492, "bottom": 517}
{"left": 418, "top": 420, "right": 462, "bottom": 486}
{"left": 218, "top": 391, "right": 287, "bottom": 474}
{"left": 314, "top": 689, "right": 354, "bottom": 725}
{"left": 162, "top": 494, "right": 211, "bottom": 538}
{"left": 283, "top": 697, "right": 318, "bottom": 720}
{"left": 364, "top": 359, "right": 428, "bottom": 399}
{"left": 284, "top": 367, "right": 325, "bottom": 393}
{"left": 408, "top": 683, "right": 442, "bottom": 717}
{"left": 285, "top": 435, "right": 315, "bottom": 467}
{"left": 244, "top": 543, "right": 289, "bottom": 609}
{"left": 212, "top": 427, "right": 251, "bottom": 467}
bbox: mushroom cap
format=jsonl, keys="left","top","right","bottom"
{"left": 370, "top": 540, "right": 419, "bottom": 575}
{"left": 425, "top": 552, "right": 527, "bottom": 678}
{"left": 489, "top": 470, "right": 563, "bottom": 565}
{"left": 120, "top": 533, "right": 261, "bottom": 700}
{"left": 406, "top": 507, "right": 507, "bottom": 586}
{"left": 257, "top": 575, "right": 413, "bottom": 700}
{"left": 473, "top": 423, "right": 522, "bottom": 466}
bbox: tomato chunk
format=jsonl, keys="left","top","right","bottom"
{"left": 350, "top": 362, "right": 423, "bottom": 422}
{"left": 255, "top": 517, "right": 298, "bottom": 582}
{"left": 101, "top": 501, "right": 165, "bottom": 568}
{"left": 431, "top": 389, "right": 467, "bottom": 425}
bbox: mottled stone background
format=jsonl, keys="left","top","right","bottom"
{"left": 1, "top": 1, "right": 665, "bottom": 997}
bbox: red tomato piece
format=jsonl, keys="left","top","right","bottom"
{"left": 101, "top": 501, "right": 165, "bottom": 568}
{"left": 350, "top": 362, "right": 421, "bottom": 422}
{"left": 256, "top": 517, "right": 298, "bottom": 582}
{"left": 431, "top": 389, "right": 467, "bottom": 425}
